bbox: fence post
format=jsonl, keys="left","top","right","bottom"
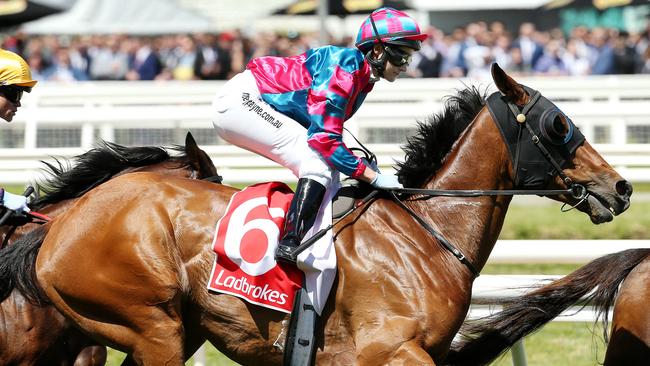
{"left": 511, "top": 340, "right": 528, "bottom": 366}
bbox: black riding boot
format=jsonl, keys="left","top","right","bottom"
{"left": 275, "top": 178, "right": 326, "bottom": 264}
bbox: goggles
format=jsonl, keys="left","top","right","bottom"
{"left": 384, "top": 45, "right": 412, "bottom": 67}
{"left": 0, "top": 86, "right": 24, "bottom": 104}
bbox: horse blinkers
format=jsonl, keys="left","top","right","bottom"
{"left": 487, "top": 86, "right": 585, "bottom": 189}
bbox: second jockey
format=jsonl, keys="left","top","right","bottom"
{"left": 0, "top": 49, "right": 38, "bottom": 214}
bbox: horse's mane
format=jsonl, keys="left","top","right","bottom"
{"left": 396, "top": 85, "right": 488, "bottom": 188}
{"left": 32, "top": 141, "right": 192, "bottom": 208}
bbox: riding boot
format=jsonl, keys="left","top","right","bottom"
{"left": 275, "top": 178, "right": 326, "bottom": 264}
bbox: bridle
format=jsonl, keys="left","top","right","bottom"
{"left": 353, "top": 86, "right": 589, "bottom": 277}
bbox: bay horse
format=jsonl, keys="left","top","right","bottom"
{"left": 0, "top": 64, "right": 633, "bottom": 365}
{"left": 0, "top": 132, "right": 218, "bottom": 366}
{"left": 443, "top": 248, "right": 650, "bottom": 366}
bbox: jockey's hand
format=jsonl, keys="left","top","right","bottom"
{"left": 371, "top": 172, "right": 403, "bottom": 190}
{"left": 2, "top": 191, "right": 30, "bottom": 213}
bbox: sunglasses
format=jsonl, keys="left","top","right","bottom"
{"left": 0, "top": 86, "right": 24, "bottom": 104}
{"left": 384, "top": 46, "right": 412, "bottom": 67}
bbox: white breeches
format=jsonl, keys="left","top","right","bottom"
{"left": 210, "top": 70, "right": 335, "bottom": 188}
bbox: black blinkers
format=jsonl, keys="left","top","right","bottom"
{"left": 486, "top": 85, "right": 585, "bottom": 188}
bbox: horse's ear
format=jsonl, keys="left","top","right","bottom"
{"left": 184, "top": 131, "right": 219, "bottom": 180}
{"left": 184, "top": 132, "right": 202, "bottom": 171}
{"left": 491, "top": 63, "right": 528, "bottom": 106}
{"left": 185, "top": 132, "right": 198, "bottom": 151}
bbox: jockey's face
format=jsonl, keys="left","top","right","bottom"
{"left": 0, "top": 86, "right": 24, "bottom": 122}
{"left": 372, "top": 45, "right": 414, "bottom": 82}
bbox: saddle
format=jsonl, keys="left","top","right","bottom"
{"left": 332, "top": 180, "right": 374, "bottom": 220}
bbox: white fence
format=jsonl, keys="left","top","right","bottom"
{"left": 2, "top": 75, "right": 650, "bottom": 185}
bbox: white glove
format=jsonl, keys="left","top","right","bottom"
{"left": 2, "top": 191, "right": 30, "bottom": 213}
{"left": 371, "top": 172, "right": 403, "bottom": 189}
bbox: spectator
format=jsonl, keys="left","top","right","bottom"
{"left": 588, "top": 28, "right": 616, "bottom": 75}
{"left": 613, "top": 31, "right": 640, "bottom": 74}
{"left": 512, "top": 22, "right": 544, "bottom": 72}
{"left": 25, "top": 52, "right": 51, "bottom": 81}
{"left": 492, "top": 34, "right": 514, "bottom": 72}
{"left": 641, "top": 46, "right": 650, "bottom": 74}
{"left": 125, "top": 37, "right": 162, "bottom": 80}
{"left": 463, "top": 24, "right": 493, "bottom": 80}
{"left": 89, "top": 35, "right": 129, "bottom": 80}
{"left": 193, "top": 33, "right": 222, "bottom": 80}
{"left": 440, "top": 27, "right": 468, "bottom": 77}
{"left": 170, "top": 35, "right": 197, "bottom": 80}
{"left": 563, "top": 38, "right": 591, "bottom": 76}
{"left": 409, "top": 27, "right": 443, "bottom": 78}
{"left": 534, "top": 40, "right": 568, "bottom": 76}
{"left": 45, "top": 47, "right": 89, "bottom": 81}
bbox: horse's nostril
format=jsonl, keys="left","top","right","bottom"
{"left": 616, "top": 180, "right": 633, "bottom": 197}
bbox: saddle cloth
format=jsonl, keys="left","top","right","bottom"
{"left": 207, "top": 181, "right": 339, "bottom": 314}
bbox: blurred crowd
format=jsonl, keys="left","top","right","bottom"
{"left": 2, "top": 20, "right": 650, "bottom": 82}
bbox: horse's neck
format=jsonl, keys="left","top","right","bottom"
{"left": 419, "top": 109, "right": 513, "bottom": 273}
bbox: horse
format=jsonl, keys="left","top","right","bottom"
{"left": 442, "top": 248, "right": 650, "bottom": 366}
{"left": 0, "top": 64, "right": 633, "bottom": 365}
{"left": 0, "top": 132, "right": 218, "bottom": 366}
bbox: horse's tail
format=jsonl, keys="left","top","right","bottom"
{"left": 0, "top": 225, "right": 50, "bottom": 305}
{"left": 443, "top": 248, "right": 650, "bottom": 366}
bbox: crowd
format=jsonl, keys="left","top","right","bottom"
{"left": 2, "top": 20, "right": 650, "bottom": 82}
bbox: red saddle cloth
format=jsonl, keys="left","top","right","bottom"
{"left": 207, "top": 182, "right": 303, "bottom": 313}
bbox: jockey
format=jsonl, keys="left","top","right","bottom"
{"left": 0, "top": 49, "right": 37, "bottom": 214}
{"left": 210, "top": 7, "right": 427, "bottom": 264}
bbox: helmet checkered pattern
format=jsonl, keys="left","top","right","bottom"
{"left": 355, "top": 7, "right": 426, "bottom": 52}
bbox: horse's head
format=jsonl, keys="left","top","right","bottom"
{"left": 490, "top": 63, "right": 632, "bottom": 223}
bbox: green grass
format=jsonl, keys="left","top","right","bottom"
{"left": 500, "top": 201, "right": 650, "bottom": 239}
{"left": 491, "top": 322, "right": 608, "bottom": 366}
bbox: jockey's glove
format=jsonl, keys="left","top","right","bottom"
{"left": 371, "top": 172, "right": 403, "bottom": 190}
{"left": 2, "top": 191, "right": 30, "bottom": 213}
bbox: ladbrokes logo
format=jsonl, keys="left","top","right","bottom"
{"left": 212, "top": 270, "right": 289, "bottom": 305}
{"left": 207, "top": 182, "right": 302, "bottom": 313}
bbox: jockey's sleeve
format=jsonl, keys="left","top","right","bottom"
{"left": 306, "top": 54, "right": 367, "bottom": 178}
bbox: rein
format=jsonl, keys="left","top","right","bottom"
{"left": 384, "top": 184, "right": 589, "bottom": 279}
{"left": 388, "top": 191, "right": 480, "bottom": 277}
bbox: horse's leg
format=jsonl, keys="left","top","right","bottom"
{"left": 350, "top": 316, "right": 437, "bottom": 366}
{"left": 604, "top": 259, "right": 650, "bottom": 366}
{"left": 390, "top": 340, "right": 436, "bottom": 366}
{"left": 48, "top": 290, "right": 186, "bottom": 366}
{"left": 37, "top": 222, "right": 187, "bottom": 365}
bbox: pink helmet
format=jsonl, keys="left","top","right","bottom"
{"left": 355, "top": 7, "right": 427, "bottom": 52}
